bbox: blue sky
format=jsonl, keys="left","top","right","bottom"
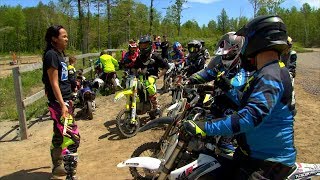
{"left": 1, "top": 0, "right": 319, "bottom": 26}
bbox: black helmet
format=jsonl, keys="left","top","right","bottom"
{"left": 139, "top": 35, "right": 153, "bottom": 57}
{"left": 187, "top": 40, "right": 202, "bottom": 54}
{"left": 199, "top": 40, "right": 205, "bottom": 46}
{"left": 235, "top": 15, "right": 288, "bottom": 58}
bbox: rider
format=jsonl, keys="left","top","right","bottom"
{"left": 67, "top": 56, "right": 77, "bottom": 95}
{"left": 199, "top": 39, "right": 210, "bottom": 59}
{"left": 160, "top": 35, "right": 170, "bottom": 59}
{"left": 94, "top": 51, "right": 119, "bottom": 93}
{"left": 188, "top": 32, "right": 249, "bottom": 154}
{"left": 185, "top": 40, "right": 206, "bottom": 77}
{"left": 281, "top": 36, "right": 297, "bottom": 80}
{"left": 169, "top": 41, "right": 185, "bottom": 68}
{"left": 182, "top": 15, "right": 296, "bottom": 179}
{"left": 122, "top": 40, "right": 139, "bottom": 74}
{"left": 133, "top": 35, "right": 169, "bottom": 114}
{"left": 153, "top": 36, "right": 162, "bottom": 53}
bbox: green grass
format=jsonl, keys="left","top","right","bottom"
{"left": 0, "top": 57, "right": 96, "bottom": 121}
{"left": 0, "top": 69, "right": 47, "bottom": 121}
{"left": 292, "top": 43, "right": 313, "bottom": 53}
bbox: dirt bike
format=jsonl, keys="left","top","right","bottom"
{"left": 161, "top": 59, "right": 187, "bottom": 94}
{"left": 114, "top": 74, "right": 162, "bottom": 138}
{"left": 94, "top": 65, "right": 122, "bottom": 96}
{"left": 75, "top": 78, "right": 103, "bottom": 120}
{"left": 120, "top": 85, "right": 214, "bottom": 179}
{"left": 118, "top": 108, "right": 320, "bottom": 180}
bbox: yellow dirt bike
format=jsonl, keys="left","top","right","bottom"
{"left": 114, "top": 74, "right": 162, "bottom": 138}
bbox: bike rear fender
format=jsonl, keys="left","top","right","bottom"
{"left": 114, "top": 90, "right": 133, "bottom": 102}
{"left": 117, "top": 157, "right": 161, "bottom": 170}
{"left": 287, "top": 163, "right": 320, "bottom": 179}
{"left": 139, "top": 117, "right": 174, "bottom": 132}
{"left": 170, "top": 154, "right": 221, "bottom": 180}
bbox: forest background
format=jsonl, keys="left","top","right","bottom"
{"left": 0, "top": 0, "right": 319, "bottom": 121}
{"left": 0, "top": 0, "right": 319, "bottom": 56}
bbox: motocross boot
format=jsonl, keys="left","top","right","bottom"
{"left": 50, "top": 147, "right": 66, "bottom": 179}
{"left": 63, "top": 152, "right": 79, "bottom": 180}
{"left": 149, "top": 94, "right": 161, "bottom": 119}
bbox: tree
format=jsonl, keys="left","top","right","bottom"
{"left": 260, "top": 0, "right": 285, "bottom": 14}
{"left": 249, "top": 0, "right": 263, "bottom": 17}
{"left": 217, "top": 8, "right": 229, "bottom": 34}
{"left": 164, "top": 0, "right": 187, "bottom": 36}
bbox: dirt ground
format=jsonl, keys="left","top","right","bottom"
{"left": 0, "top": 51, "right": 319, "bottom": 180}
{"left": 0, "top": 56, "right": 42, "bottom": 78}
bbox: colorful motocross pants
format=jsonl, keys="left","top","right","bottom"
{"left": 48, "top": 101, "right": 80, "bottom": 154}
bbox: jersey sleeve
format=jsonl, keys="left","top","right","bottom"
{"left": 44, "top": 51, "right": 59, "bottom": 70}
{"left": 205, "top": 74, "right": 283, "bottom": 136}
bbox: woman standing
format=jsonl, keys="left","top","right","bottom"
{"left": 42, "top": 25, "right": 80, "bottom": 180}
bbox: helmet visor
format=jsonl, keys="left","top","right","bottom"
{"left": 129, "top": 47, "right": 138, "bottom": 52}
{"left": 216, "top": 40, "right": 234, "bottom": 55}
{"left": 139, "top": 42, "right": 150, "bottom": 49}
{"left": 221, "top": 48, "right": 238, "bottom": 61}
{"left": 188, "top": 47, "right": 195, "bottom": 53}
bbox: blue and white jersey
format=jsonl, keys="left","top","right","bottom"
{"left": 204, "top": 60, "right": 296, "bottom": 166}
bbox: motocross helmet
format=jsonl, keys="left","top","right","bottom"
{"left": 215, "top": 32, "right": 244, "bottom": 70}
{"left": 199, "top": 40, "right": 205, "bottom": 47}
{"left": 172, "top": 42, "right": 182, "bottom": 53}
{"left": 235, "top": 15, "right": 288, "bottom": 70}
{"left": 139, "top": 35, "right": 153, "bottom": 58}
{"left": 128, "top": 41, "right": 138, "bottom": 54}
{"left": 187, "top": 40, "right": 202, "bottom": 54}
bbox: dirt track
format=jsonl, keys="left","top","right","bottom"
{"left": 0, "top": 51, "right": 319, "bottom": 180}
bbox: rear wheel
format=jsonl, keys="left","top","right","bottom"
{"left": 116, "top": 109, "right": 140, "bottom": 138}
{"left": 130, "top": 142, "right": 161, "bottom": 180}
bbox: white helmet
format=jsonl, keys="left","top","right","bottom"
{"left": 215, "top": 32, "right": 244, "bottom": 70}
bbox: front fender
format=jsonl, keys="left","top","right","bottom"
{"left": 117, "top": 157, "right": 161, "bottom": 170}
{"left": 114, "top": 89, "right": 133, "bottom": 102}
{"left": 139, "top": 117, "right": 174, "bottom": 132}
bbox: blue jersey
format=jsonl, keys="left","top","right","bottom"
{"left": 190, "top": 56, "right": 249, "bottom": 106}
{"left": 204, "top": 60, "right": 296, "bottom": 166}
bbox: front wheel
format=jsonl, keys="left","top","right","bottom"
{"left": 160, "top": 103, "right": 174, "bottom": 118}
{"left": 86, "top": 101, "right": 93, "bottom": 120}
{"left": 130, "top": 142, "right": 161, "bottom": 180}
{"left": 116, "top": 109, "right": 140, "bottom": 138}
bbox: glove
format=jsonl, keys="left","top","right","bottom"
{"left": 214, "top": 74, "right": 232, "bottom": 92}
{"left": 180, "top": 120, "right": 206, "bottom": 137}
{"left": 198, "top": 84, "right": 214, "bottom": 92}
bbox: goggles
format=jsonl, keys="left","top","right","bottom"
{"left": 139, "top": 43, "right": 150, "bottom": 49}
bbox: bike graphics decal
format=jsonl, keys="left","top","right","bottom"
{"left": 61, "top": 62, "right": 68, "bottom": 81}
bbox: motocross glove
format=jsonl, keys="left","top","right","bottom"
{"left": 181, "top": 120, "right": 206, "bottom": 137}
{"left": 214, "top": 73, "right": 232, "bottom": 92}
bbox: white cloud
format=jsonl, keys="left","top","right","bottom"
{"left": 187, "top": 0, "right": 221, "bottom": 4}
{"left": 297, "top": 0, "right": 320, "bottom": 8}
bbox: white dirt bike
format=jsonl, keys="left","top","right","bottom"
{"left": 117, "top": 108, "right": 320, "bottom": 180}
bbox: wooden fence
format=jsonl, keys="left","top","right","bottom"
{"left": 13, "top": 49, "right": 124, "bottom": 140}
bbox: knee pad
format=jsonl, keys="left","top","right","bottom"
{"left": 146, "top": 84, "right": 156, "bottom": 95}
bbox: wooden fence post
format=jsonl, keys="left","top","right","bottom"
{"left": 12, "top": 67, "right": 28, "bottom": 140}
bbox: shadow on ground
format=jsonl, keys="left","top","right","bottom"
{"left": 0, "top": 166, "right": 51, "bottom": 180}
{"left": 99, "top": 119, "right": 122, "bottom": 141}
{"left": 0, "top": 114, "right": 51, "bottom": 143}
